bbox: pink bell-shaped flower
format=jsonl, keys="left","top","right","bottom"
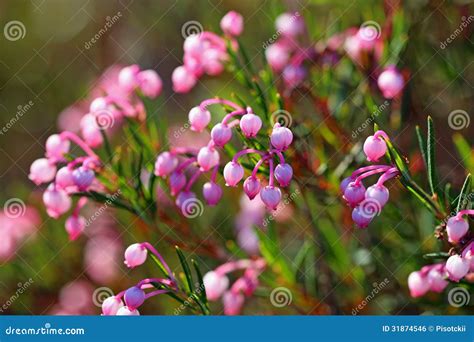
{"left": 365, "top": 184, "right": 389, "bottom": 207}
{"left": 220, "top": 11, "right": 244, "bottom": 36}
{"left": 243, "top": 176, "right": 261, "bottom": 200}
{"left": 29, "top": 158, "right": 57, "bottom": 185}
{"left": 189, "top": 106, "right": 211, "bottom": 132}
{"left": 270, "top": 124, "right": 293, "bottom": 151}
{"left": 43, "top": 185, "right": 71, "bottom": 219}
{"left": 46, "top": 134, "right": 70, "bottom": 161}
{"left": 351, "top": 205, "right": 373, "bottom": 228}
{"left": 274, "top": 163, "right": 293, "bottom": 187}
{"left": 446, "top": 254, "right": 469, "bottom": 282}
{"left": 275, "top": 12, "right": 305, "bottom": 37}
{"left": 102, "top": 296, "right": 124, "bottom": 316}
{"left": 223, "top": 161, "right": 244, "bottom": 187}
{"left": 169, "top": 171, "right": 187, "bottom": 196}
{"left": 137, "top": 69, "right": 162, "bottom": 98}
{"left": 65, "top": 215, "right": 86, "bottom": 240}
{"left": 154, "top": 152, "right": 178, "bottom": 177}
{"left": 124, "top": 286, "right": 146, "bottom": 310}
{"left": 116, "top": 306, "right": 140, "bottom": 316}
{"left": 239, "top": 113, "right": 262, "bottom": 138}
{"left": 118, "top": 64, "right": 140, "bottom": 92}
{"left": 124, "top": 243, "right": 148, "bottom": 268}
{"left": 172, "top": 66, "right": 197, "bottom": 93}
{"left": 377, "top": 66, "right": 404, "bottom": 99}
{"left": 55, "top": 167, "right": 75, "bottom": 189}
{"left": 197, "top": 146, "right": 220, "bottom": 171}
{"left": 202, "top": 182, "right": 223, "bottom": 206}
{"left": 343, "top": 181, "right": 366, "bottom": 206}
{"left": 203, "top": 271, "right": 229, "bottom": 301}
{"left": 407, "top": 271, "right": 430, "bottom": 298}
{"left": 446, "top": 216, "right": 469, "bottom": 244}
{"left": 211, "top": 123, "right": 232, "bottom": 146}
{"left": 363, "top": 135, "right": 387, "bottom": 162}
{"left": 72, "top": 166, "right": 95, "bottom": 190}
{"left": 260, "top": 186, "right": 282, "bottom": 210}
{"left": 223, "top": 291, "right": 245, "bottom": 315}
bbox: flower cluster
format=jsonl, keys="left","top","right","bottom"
{"left": 264, "top": 12, "right": 310, "bottom": 90}
{"left": 28, "top": 65, "right": 162, "bottom": 240}
{"left": 203, "top": 258, "right": 266, "bottom": 315}
{"left": 340, "top": 130, "right": 399, "bottom": 228}
{"left": 408, "top": 210, "right": 473, "bottom": 298}
{"left": 102, "top": 242, "right": 176, "bottom": 316}
{"left": 172, "top": 11, "right": 243, "bottom": 93}
{"left": 154, "top": 97, "right": 293, "bottom": 214}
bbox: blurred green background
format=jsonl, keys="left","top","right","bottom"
{"left": 0, "top": 0, "right": 473, "bottom": 315}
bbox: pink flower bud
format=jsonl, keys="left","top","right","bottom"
{"left": 189, "top": 106, "right": 211, "bottom": 132}
{"left": 211, "top": 123, "right": 232, "bottom": 146}
{"left": 260, "top": 186, "right": 282, "bottom": 210}
{"left": 223, "top": 291, "right": 245, "bottom": 315}
{"left": 427, "top": 268, "right": 448, "bottom": 293}
{"left": 154, "top": 152, "right": 178, "bottom": 177}
{"left": 116, "top": 306, "right": 140, "bottom": 316}
{"left": 270, "top": 124, "right": 293, "bottom": 151}
{"left": 197, "top": 146, "right": 220, "bottom": 171}
{"left": 184, "top": 35, "right": 204, "bottom": 55}
{"left": 203, "top": 271, "right": 229, "bottom": 301}
{"left": 275, "top": 12, "right": 305, "bottom": 37}
{"left": 45, "top": 134, "right": 70, "bottom": 161}
{"left": 43, "top": 185, "right": 71, "bottom": 219}
{"left": 220, "top": 11, "right": 244, "bottom": 36}
{"left": 202, "top": 182, "right": 223, "bottom": 206}
{"left": 172, "top": 66, "right": 197, "bottom": 93}
{"left": 340, "top": 176, "right": 353, "bottom": 194}
{"left": 55, "top": 167, "right": 75, "bottom": 189}
{"left": 274, "top": 163, "right": 293, "bottom": 187}
{"left": 365, "top": 184, "right": 389, "bottom": 207}
{"left": 202, "top": 49, "right": 226, "bottom": 76}
{"left": 223, "top": 161, "right": 244, "bottom": 187}
{"left": 282, "top": 65, "right": 306, "bottom": 88}
{"left": 118, "top": 64, "right": 140, "bottom": 92}
{"left": 65, "top": 215, "right": 86, "bottom": 241}
{"left": 169, "top": 171, "right": 186, "bottom": 196}
{"left": 102, "top": 296, "right": 123, "bottom": 316}
{"left": 265, "top": 43, "right": 290, "bottom": 72}
{"left": 446, "top": 216, "right": 469, "bottom": 244}
{"left": 29, "top": 158, "right": 57, "bottom": 185}
{"left": 377, "top": 66, "right": 404, "bottom": 99}
{"left": 462, "top": 242, "right": 474, "bottom": 272}
{"left": 137, "top": 70, "right": 162, "bottom": 98}
{"left": 343, "top": 181, "right": 366, "bottom": 206}
{"left": 239, "top": 113, "right": 262, "bottom": 138}
{"left": 407, "top": 271, "right": 430, "bottom": 298}
{"left": 446, "top": 254, "right": 469, "bottom": 282}
{"left": 351, "top": 205, "right": 372, "bottom": 228}
{"left": 363, "top": 135, "right": 387, "bottom": 162}
{"left": 124, "top": 243, "right": 148, "bottom": 268}
{"left": 243, "top": 176, "right": 261, "bottom": 200}
{"left": 124, "top": 286, "right": 146, "bottom": 310}
{"left": 89, "top": 97, "right": 108, "bottom": 113}
{"left": 184, "top": 54, "right": 205, "bottom": 76}
{"left": 80, "top": 114, "right": 103, "bottom": 147}
{"left": 72, "top": 166, "right": 95, "bottom": 191}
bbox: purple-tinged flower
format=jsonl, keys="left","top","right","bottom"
{"left": 172, "top": 66, "right": 197, "bottom": 93}
{"left": 102, "top": 296, "right": 124, "bottom": 316}
{"left": 282, "top": 65, "right": 306, "bottom": 88}
{"left": 202, "top": 182, "right": 223, "bottom": 206}
{"left": 124, "top": 286, "right": 146, "bottom": 310}
{"left": 46, "top": 134, "right": 70, "bottom": 161}
{"left": 270, "top": 124, "right": 293, "bottom": 151}
{"left": 197, "top": 146, "right": 220, "bottom": 171}
{"left": 343, "top": 181, "right": 366, "bottom": 206}
{"left": 274, "top": 163, "right": 293, "bottom": 187}
{"left": 65, "top": 215, "right": 86, "bottom": 241}
{"left": 260, "top": 186, "right": 282, "bottom": 210}
{"left": 377, "top": 66, "right": 404, "bottom": 99}
{"left": 72, "top": 167, "right": 95, "bottom": 190}
{"left": 275, "top": 12, "right": 305, "bottom": 37}
{"left": 340, "top": 176, "right": 353, "bottom": 194}
{"left": 243, "top": 176, "right": 261, "bottom": 200}
{"left": 220, "top": 11, "right": 244, "bottom": 36}
{"left": 124, "top": 243, "right": 148, "bottom": 268}
{"left": 407, "top": 271, "right": 430, "bottom": 298}
{"left": 446, "top": 216, "right": 469, "bottom": 244}
{"left": 169, "top": 171, "right": 187, "bottom": 196}
{"left": 29, "top": 158, "right": 57, "bottom": 185}
{"left": 211, "top": 123, "right": 232, "bottom": 146}
{"left": 175, "top": 190, "right": 198, "bottom": 216}
{"left": 223, "top": 291, "right": 245, "bottom": 315}
{"left": 363, "top": 135, "right": 387, "bottom": 162}
{"left": 43, "top": 185, "right": 72, "bottom": 219}
{"left": 446, "top": 254, "right": 469, "bottom": 282}
{"left": 223, "top": 161, "right": 244, "bottom": 187}
{"left": 137, "top": 70, "right": 162, "bottom": 98}
{"left": 188, "top": 106, "right": 211, "bottom": 132}
{"left": 239, "top": 113, "right": 262, "bottom": 138}
{"left": 203, "top": 271, "right": 229, "bottom": 301}
{"left": 116, "top": 306, "right": 140, "bottom": 316}
{"left": 351, "top": 206, "right": 372, "bottom": 228}
{"left": 154, "top": 152, "right": 179, "bottom": 177}
{"left": 365, "top": 184, "right": 389, "bottom": 207}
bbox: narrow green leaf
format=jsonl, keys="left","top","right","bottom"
{"left": 423, "top": 252, "right": 450, "bottom": 260}
{"left": 191, "top": 259, "right": 208, "bottom": 307}
{"left": 456, "top": 174, "right": 472, "bottom": 213}
{"left": 175, "top": 246, "right": 194, "bottom": 293}
{"left": 427, "top": 116, "right": 440, "bottom": 197}
{"left": 415, "top": 125, "right": 427, "bottom": 169}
